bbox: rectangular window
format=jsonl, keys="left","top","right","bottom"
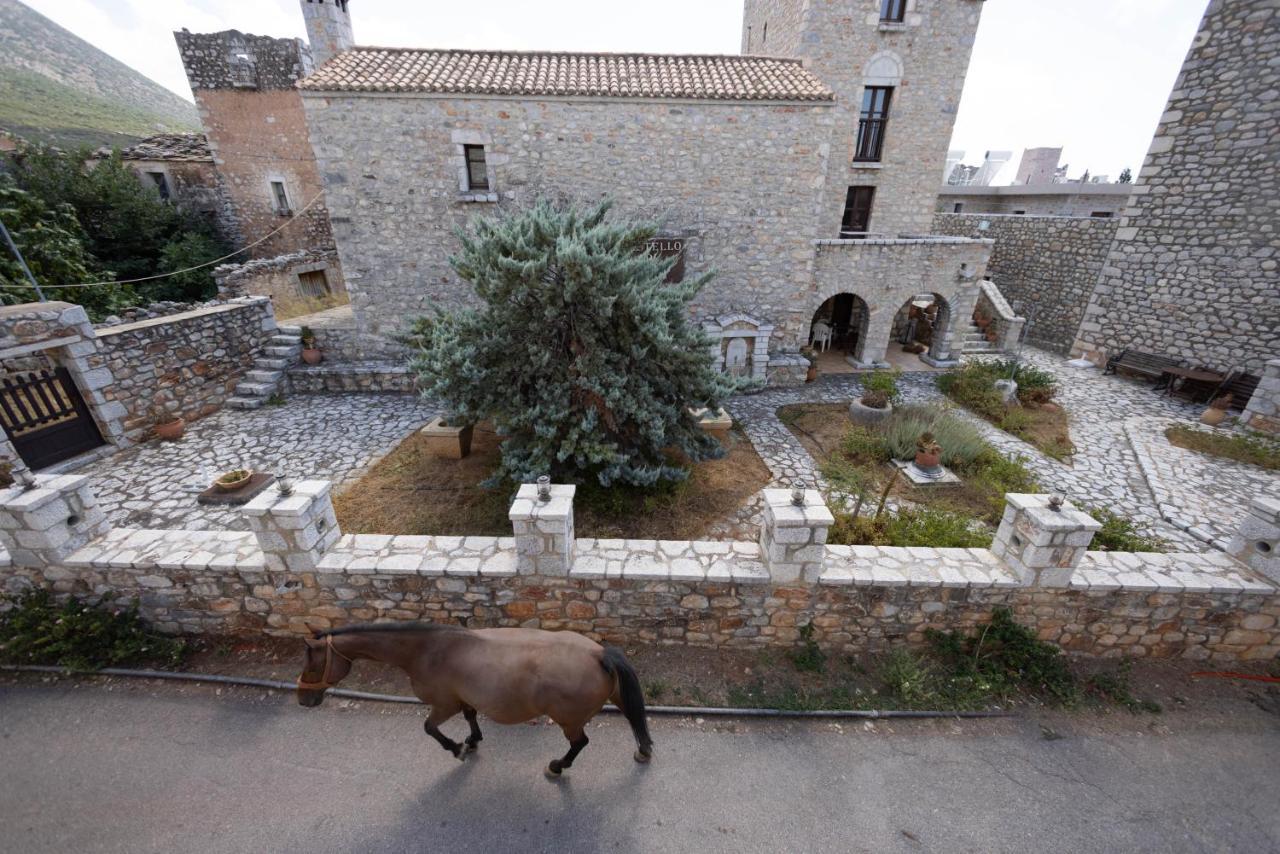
{"left": 270, "top": 181, "right": 291, "bottom": 214}
{"left": 1091, "top": 211, "right": 1114, "bottom": 218}
{"left": 953, "top": 203, "right": 964, "bottom": 213}
{"left": 840, "top": 186, "right": 875, "bottom": 237}
{"left": 854, "top": 87, "right": 893, "bottom": 162}
{"left": 145, "top": 171, "right": 170, "bottom": 201}
{"left": 464, "top": 145, "right": 489, "bottom": 191}
{"left": 297, "top": 269, "right": 331, "bottom": 298}
{"left": 880, "top": 0, "right": 907, "bottom": 23}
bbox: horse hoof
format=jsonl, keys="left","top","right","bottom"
{"left": 634, "top": 749, "right": 652, "bottom": 764}
{"left": 544, "top": 765, "right": 563, "bottom": 780}
{"left": 462, "top": 742, "right": 478, "bottom": 754}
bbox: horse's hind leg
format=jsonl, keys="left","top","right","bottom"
{"left": 461, "top": 705, "right": 483, "bottom": 752}
{"left": 422, "top": 703, "right": 466, "bottom": 761}
{"left": 545, "top": 725, "right": 589, "bottom": 779}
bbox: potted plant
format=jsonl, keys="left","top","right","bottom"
{"left": 421, "top": 415, "right": 474, "bottom": 459}
{"left": 214, "top": 468, "right": 253, "bottom": 492}
{"left": 915, "top": 432, "right": 943, "bottom": 471}
{"left": 801, "top": 347, "right": 819, "bottom": 383}
{"left": 1200, "top": 394, "right": 1233, "bottom": 427}
{"left": 300, "top": 326, "right": 322, "bottom": 365}
{"left": 848, "top": 369, "right": 899, "bottom": 424}
{"left": 152, "top": 406, "right": 185, "bottom": 441}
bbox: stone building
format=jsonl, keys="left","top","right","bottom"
{"left": 1071, "top": 0, "right": 1280, "bottom": 375}
{"left": 93, "top": 133, "right": 231, "bottom": 237}
{"left": 298, "top": 0, "right": 994, "bottom": 381}
{"left": 1013, "top": 146, "right": 1063, "bottom": 186}
{"left": 173, "top": 20, "right": 344, "bottom": 304}
{"left": 936, "top": 183, "right": 1130, "bottom": 218}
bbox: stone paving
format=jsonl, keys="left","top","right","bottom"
{"left": 726, "top": 347, "right": 1280, "bottom": 551}
{"left": 77, "top": 394, "right": 440, "bottom": 531}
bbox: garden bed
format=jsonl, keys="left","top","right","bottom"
{"left": 938, "top": 360, "right": 1075, "bottom": 460}
{"left": 779, "top": 402, "right": 1039, "bottom": 547}
{"left": 332, "top": 423, "right": 771, "bottom": 540}
{"left": 1165, "top": 425, "right": 1280, "bottom": 471}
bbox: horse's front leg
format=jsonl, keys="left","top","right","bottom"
{"left": 461, "top": 705, "right": 483, "bottom": 753}
{"left": 545, "top": 724, "right": 589, "bottom": 779}
{"left": 422, "top": 702, "right": 466, "bottom": 761}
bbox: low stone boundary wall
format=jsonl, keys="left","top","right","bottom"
{"left": 1, "top": 476, "right": 1277, "bottom": 662}
{"left": 307, "top": 327, "right": 412, "bottom": 364}
{"left": 286, "top": 363, "right": 416, "bottom": 394}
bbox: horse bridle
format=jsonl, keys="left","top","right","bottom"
{"left": 296, "top": 634, "right": 353, "bottom": 691}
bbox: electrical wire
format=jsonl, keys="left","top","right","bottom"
{"left": 0, "top": 189, "right": 326, "bottom": 290}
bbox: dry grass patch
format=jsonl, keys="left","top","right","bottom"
{"left": 333, "top": 424, "right": 770, "bottom": 540}
{"left": 1165, "top": 425, "right": 1280, "bottom": 471}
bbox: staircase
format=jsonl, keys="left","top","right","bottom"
{"left": 226, "top": 325, "right": 301, "bottom": 410}
{"left": 960, "top": 319, "right": 999, "bottom": 355}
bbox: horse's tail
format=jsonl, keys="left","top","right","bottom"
{"left": 601, "top": 646, "right": 653, "bottom": 757}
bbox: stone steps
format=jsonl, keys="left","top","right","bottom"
{"left": 225, "top": 328, "right": 303, "bottom": 411}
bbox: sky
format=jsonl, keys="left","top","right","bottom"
{"left": 19, "top": 0, "right": 1209, "bottom": 183}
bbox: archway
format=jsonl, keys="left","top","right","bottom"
{"left": 810, "top": 293, "right": 871, "bottom": 367}
{"left": 889, "top": 292, "right": 956, "bottom": 369}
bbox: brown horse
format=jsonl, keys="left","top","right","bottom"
{"left": 296, "top": 622, "right": 653, "bottom": 777}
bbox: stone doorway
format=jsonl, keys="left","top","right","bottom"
{"left": 890, "top": 292, "right": 957, "bottom": 368}
{"left": 809, "top": 293, "right": 871, "bottom": 366}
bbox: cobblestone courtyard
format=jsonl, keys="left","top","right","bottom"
{"left": 72, "top": 348, "right": 1276, "bottom": 553}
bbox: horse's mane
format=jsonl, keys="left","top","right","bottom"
{"left": 318, "top": 621, "right": 464, "bottom": 638}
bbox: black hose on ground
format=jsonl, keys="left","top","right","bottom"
{"left": 1, "top": 664, "right": 1015, "bottom": 720}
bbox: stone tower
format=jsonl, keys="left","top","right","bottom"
{"left": 300, "top": 0, "right": 354, "bottom": 70}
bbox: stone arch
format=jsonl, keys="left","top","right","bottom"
{"left": 862, "top": 51, "right": 904, "bottom": 87}
{"left": 810, "top": 292, "right": 872, "bottom": 365}
{"left": 890, "top": 291, "right": 957, "bottom": 366}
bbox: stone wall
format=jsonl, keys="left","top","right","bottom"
{"left": 1071, "top": 0, "right": 1280, "bottom": 374}
{"left": 93, "top": 299, "right": 276, "bottom": 438}
{"left": 933, "top": 213, "right": 1118, "bottom": 353}
{"left": 936, "top": 187, "right": 1130, "bottom": 218}
{"left": 123, "top": 158, "right": 229, "bottom": 238}
{"left": 2, "top": 476, "right": 1276, "bottom": 663}
{"left": 1241, "top": 359, "right": 1280, "bottom": 434}
{"left": 175, "top": 29, "right": 333, "bottom": 261}
{"left": 213, "top": 250, "right": 346, "bottom": 307}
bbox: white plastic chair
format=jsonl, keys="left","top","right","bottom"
{"left": 810, "top": 321, "right": 833, "bottom": 352}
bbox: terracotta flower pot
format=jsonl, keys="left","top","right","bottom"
{"left": 1200, "top": 407, "right": 1228, "bottom": 426}
{"left": 301, "top": 347, "right": 323, "bottom": 365}
{"left": 155, "top": 418, "right": 185, "bottom": 441}
{"left": 915, "top": 450, "right": 942, "bottom": 470}
{"left": 806, "top": 365, "right": 818, "bottom": 383}
{"left": 214, "top": 469, "right": 253, "bottom": 492}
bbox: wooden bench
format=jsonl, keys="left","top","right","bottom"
{"left": 1103, "top": 348, "right": 1184, "bottom": 380}
{"left": 1211, "top": 370, "right": 1261, "bottom": 411}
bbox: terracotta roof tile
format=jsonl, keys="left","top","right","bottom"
{"left": 299, "top": 48, "right": 834, "bottom": 102}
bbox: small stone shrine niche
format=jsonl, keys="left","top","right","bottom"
{"left": 704, "top": 314, "right": 773, "bottom": 382}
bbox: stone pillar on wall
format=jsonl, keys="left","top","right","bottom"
{"left": 991, "top": 493, "right": 1101, "bottom": 587}
{"left": 509, "top": 482, "right": 576, "bottom": 575}
{"left": 0, "top": 474, "right": 110, "bottom": 568}
{"left": 1227, "top": 496, "right": 1280, "bottom": 585}
{"left": 759, "top": 487, "right": 834, "bottom": 583}
{"left": 1241, "top": 359, "right": 1280, "bottom": 435}
{"left": 242, "top": 480, "right": 341, "bottom": 572}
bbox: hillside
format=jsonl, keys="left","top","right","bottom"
{"left": 0, "top": 0, "right": 199, "bottom": 150}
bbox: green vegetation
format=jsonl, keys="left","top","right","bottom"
{"left": 1, "top": 148, "right": 229, "bottom": 316}
{"left": 0, "top": 589, "right": 186, "bottom": 671}
{"left": 1084, "top": 506, "right": 1168, "bottom": 553}
{"left": 407, "top": 198, "right": 746, "bottom": 488}
{"left": 1165, "top": 425, "right": 1280, "bottom": 471}
{"left": 859, "top": 368, "right": 900, "bottom": 408}
{"left": 938, "top": 359, "right": 1075, "bottom": 459}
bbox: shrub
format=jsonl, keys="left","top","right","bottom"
{"left": 998, "top": 408, "right": 1033, "bottom": 435}
{"left": 839, "top": 425, "right": 890, "bottom": 463}
{"left": 1083, "top": 506, "right": 1168, "bottom": 552}
{"left": 880, "top": 405, "right": 989, "bottom": 469}
{"left": 0, "top": 589, "right": 186, "bottom": 671}
{"left": 860, "top": 369, "right": 900, "bottom": 404}
{"left": 880, "top": 508, "right": 992, "bottom": 548}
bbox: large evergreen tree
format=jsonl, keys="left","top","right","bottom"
{"left": 410, "top": 198, "right": 743, "bottom": 488}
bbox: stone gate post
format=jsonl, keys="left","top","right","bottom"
{"left": 0, "top": 474, "right": 111, "bottom": 568}
{"left": 991, "top": 493, "right": 1100, "bottom": 587}
{"left": 509, "top": 481, "right": 575, "bottom": 575}
{"left": 759, "top": 487, "right": 834, "bottom": 583}
{"left": 1227, "top": 496, "right": 1279, "bottom": 584}
{"left": 242, "top": 479, "right": 341, "bottom": 572}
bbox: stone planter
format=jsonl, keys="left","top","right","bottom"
{"left": 690, "top": 407, "right": 733, "bottom": 443}
{"left": 301, "top": 348, "right": 323, "bottom": 365}
{"left": 421, "top": 417, "right": 473, "bottom": 459}
{"left": 154, "top": 418, "right": 185, "bottom": 441}
{"left": 848, "top": 399, "right": 893, "bottom": 424}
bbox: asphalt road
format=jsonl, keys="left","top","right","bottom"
{"left": 1, "top": 679, "right": 1277, "bottom": 854}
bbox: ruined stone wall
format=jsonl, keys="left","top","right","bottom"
{"left": 302, "top": 92, "right": 836, "bottom": 342}
{"left": 214, "top": 250, "right": 345, "bottom": 308}
{"left": 92, "top": 300, "right": 275, "bottom": 438}
{"left": 933, "top": 213, "right": 1118, "bottom": 353}
{"left": 175, "top": 30, "right": 332, "bottom": 261}
{"left": 1071, "top": 0, "right": 1280, "bottom": 373}
{"left": 124, "top": 158, "right": 228, "bottom": 236}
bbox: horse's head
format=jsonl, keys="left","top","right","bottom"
{"left": 296, "top": 634, "right": 353, "bottom": 708}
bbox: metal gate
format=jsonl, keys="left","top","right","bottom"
{"left": 0, "top": 367, "right": 104, "bottom": 469}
